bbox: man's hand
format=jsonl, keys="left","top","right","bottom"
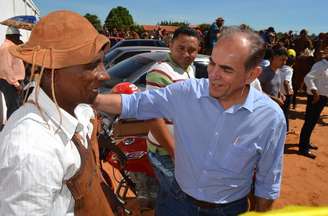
{"left": 270, "top": 96, "right": 284, "bottom": 107}
{"left": 254, "top": 196, "right": 274, "bottom": 212}
{"left": 280, "top": 94, "right": 286, "bottom": 103}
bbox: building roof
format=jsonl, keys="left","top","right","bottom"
{"left": 143, "top": 25, "right": 178, "bottom": 33}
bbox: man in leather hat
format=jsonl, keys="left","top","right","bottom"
{"left": 0, "top": 10, "right": 115, "bottom": 215}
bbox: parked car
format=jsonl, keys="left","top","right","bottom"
{"left": 101, "top": 52, "right": 209, "bottom": 92}
{"left": 104, "top": 46, "right": 170, "bottom": 68}
{"left": 108, "top": 36, "right": 124, "bottom": 47}
{"left": 109, "top": 39, "right": 167, "bottom": 51}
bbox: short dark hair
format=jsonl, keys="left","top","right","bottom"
{"left": 263, "top": 48, "right": 274, "bottom": 60}
{"left": 172, "top": 27, "right": 200, "bottom": 41}
{"left": 217, "top": 26, "right": 265, "bottom": 71}
{"left": 272, "top": 48, "right": 288, "bottom": 57}
{"left": 300, "top": 29, "right": 308, "bottom": 35}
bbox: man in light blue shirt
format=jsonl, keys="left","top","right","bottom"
{"left": 95, "top": 26, "right": 286, "bottom": 215}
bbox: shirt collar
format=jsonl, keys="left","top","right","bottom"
{"left": 28, "top": 87, "right": 79, "bottom": 143}
{"left": 219, "top": 86, "right": 255, "bottom": 114}
{"left": 240, "top": 85, "right": 255, "bottom": 112}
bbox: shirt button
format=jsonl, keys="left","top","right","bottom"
{"left": 209, "top": 151, "right": 213, "bottom": 157}
{"left": 215, "top": 132, "right": 219, "bottom": 136}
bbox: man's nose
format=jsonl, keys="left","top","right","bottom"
{"left": 209, "top": 67, "right": 222, "bottom": 79}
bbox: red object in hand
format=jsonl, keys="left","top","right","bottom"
{"left": 111, "top": 82, "right": 139, "bottom": 94}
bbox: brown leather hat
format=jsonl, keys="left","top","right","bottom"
{"left": 9, "top": 10, "right": 109, "bottom": 69}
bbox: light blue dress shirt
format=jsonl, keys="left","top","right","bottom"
{"left": 121, "top": 78, "right": 286, "bottom": 203}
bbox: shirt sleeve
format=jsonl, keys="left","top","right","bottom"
{"left": 250, "top": 79, "right": 262, "bottom": 92}
{"left": 304, "top": 61, "right": 323, "bottom": 92}
{"left": 121, "top": 80, "right": 190, "bottom": 121}
{"left": 0, "top": 152, "right": 64, "bottom": 215}
{"left": 254, "top": 114, "right": 286, "bottom": 200}
{"left": 280, "top": 67, "right": 293, "bottom": 82}
{"left": 285, "top": 69, "right": 293, "bottom": 82}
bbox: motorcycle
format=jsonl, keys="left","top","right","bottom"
{"left": 98, "top": 82, "right": 157, "bottom": 214}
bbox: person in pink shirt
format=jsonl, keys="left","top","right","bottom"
{"left": 0, "top": 26, "right": 25, "bottom": 123}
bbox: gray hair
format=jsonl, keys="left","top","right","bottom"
{"left": 217, "top": 26, "right": 265, "bottom": 72}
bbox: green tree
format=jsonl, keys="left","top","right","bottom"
{"left": 84, "top": 13, "right": 102, "bottom": 32}
{"left": 130, "top": 24, "right": 145, "bottom": 34}
{"left": 104, "top": 6, "right": 134, "bottom": 31}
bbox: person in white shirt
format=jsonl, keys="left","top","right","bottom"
{"left": 298, "top": 48, "right": 328, "bottom": 159}
{"left": 280, "top": 51, "right": 295, "bottom": 132}
{"left": 0, "top": 10, "right": 115, "bottom": 215}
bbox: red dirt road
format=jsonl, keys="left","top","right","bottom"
{"left": 273, "top": 96, "right": 328, "bottom": 208}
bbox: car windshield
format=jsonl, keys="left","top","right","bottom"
{"left": 112, "top": 40, "right": 167, "bottom": 49}
{"left": 103, "top": 49, "right": 120, "bottom": 67}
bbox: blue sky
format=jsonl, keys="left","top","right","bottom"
{"left": 34, "top": 0, "right": 327, "bottom": 34}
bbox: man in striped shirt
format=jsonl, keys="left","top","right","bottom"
{"left": 145, "top": 27, "right": 200, "bottom": 213}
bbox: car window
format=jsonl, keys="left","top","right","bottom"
{"left": 140, "top": 40, "right": 156, "bottom": 46}
{"left": 156, "top": 40, "right": 167, "bottom": 47}
{"left": 103, "top": 54, "right": 157, "bottom": 88}
{"left": 104, "top": 49, "right": 120, "bottom": 67}
{"left": 110, "top": 38, "right": 121, "bottom": 47}
{"left": 194, "top": 61, "right": 209, "bottom": 78}
{"left": 120, "top": 40, "right": 135, "bottom": 47}
{"left": 113, "top": 51, "right": 146, "bottom": 65}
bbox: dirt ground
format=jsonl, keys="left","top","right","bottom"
{"left": 105, "top": 95, "right": 328, "bottom": 215}
{"left": 273, "top": 95, "right": 328, "bottom": 208}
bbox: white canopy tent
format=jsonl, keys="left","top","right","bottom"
{"left": 0, "top": 0, "right": 40, "bottom": 42}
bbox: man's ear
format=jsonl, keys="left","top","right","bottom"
{"left": 247, "top": 66, "right": 262, "bottom": 84}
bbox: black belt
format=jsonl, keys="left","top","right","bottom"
{"left": 185, "top": 193, "right": 247, "bottom": 209}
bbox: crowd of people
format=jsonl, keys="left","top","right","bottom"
{"left": 0, "top": 10, "right": 327, "bottom": 216}
{"left": 106, "top": 16, "right": 328, "bottom": 59}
